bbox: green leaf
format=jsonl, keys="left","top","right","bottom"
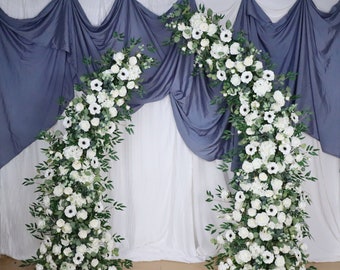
{"left": 225, "top": 20, "right": 232, "bottom": 29}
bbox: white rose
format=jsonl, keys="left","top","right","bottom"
{"left": 200, "top": 38, "right": 209, "bottom": 47}
{"left": 52, "top": 245, "right": 62, "bottom": 255}
{"left": 253, "top": 78, "right": 272, "bottom": 96}
{"left": 251, "top": 199, "right": 261, "bottom": 210}
{"left": 78, "top": 230, "right": 88, "bottom": 239}
{"left": 53, "top": 185, "right": 64, "bottom": 196}
{"left": 86, "top": 149, "right": 96, "bottom": 159}
{"left": 242, "top": 160, "right": 254, "bottom": 173}
{"left": 77, "top": 210, "right": 88, "bottom": 220}
{"left": 273, "top": 90, "right": 285, "bottom": 106}
{"left": 260, "top": 124, "right": 273, "bottom": 133}
{"left": 271, "top": 178, "right": 283, "bottom": 191}
{"left": 76, "top": 244, "right": 87, "bottom": 254}
{"left": 248, "top": 208, "right": 257, "bottom": 217}
{"left": 282, "top": 198, "right": 292, "bottom": 208}
{"left": 236, "top": 250, "right": 252, "bottom": 264}
{"left": 254, "top": 60, "right": 263, "bottom": 71}
{"left": 246, "top": 128, "right": 255, "bottom": 135}
{"left": 230, "top": 74, "right": 241, "bottom": 86}
{"left": 64, "top": 187, "right": 73, "bottom": 195}
{"left": 275, "top": 255, "right": 285, "bottom": 267}
{"left": 63, "top": 247, "right": 72, "bottom": 256}
{"left": 238, "top": 227, "right": 249, "bottom": 239}
{"left": 291, "top": 137, "right": 301, "bottom": 147}
{"left": 89, "top": 219, "right": 101, "bottom": 230}
{"left": 177, "top": 22, "right": 185, "bottom": 31}
{"left": 126, "top": 81, "right": 135, "bottom": 90}
{"left": 116, "top": 98, "right": 125, "bottom": 106}
{"left": 247, "top": 218, "right": 257, "bottom": 228}
{"left": 129, "top": 56, "right": 137, "bottom": 66}
{"left": 255, "top": 212, "right": 270, "bottom": 226}
{"left": 232, "top": 210, "right": 242, "bottom": 222}
{"left": 284, "top": 126, "right": 294, "bottom": 137}
{"left": 252, "top": 158, "right": 262, "bottom": 170}
{"left": 39, "top": 243, "right": 47, "bottom": 254}
{"left": 109, "top": 107, "right": 118, "bottom": 118}
{"left": 91, "top": 259, "right": 99, "bottom": 267}
{"left": 79, "top": 120, "right": 90, "bottom": 132}
{"left": 207, "top": 24, "right": 217, "bottom": 36}
{"left": 225, "top": 59, "right": 235, "bottom": 69}
{"left": 102, "top": 99, "right": 114, "bottom": 108}
{"left": 259, "top": 140, "right": 276, "bottom": 161}
{"left": 61, "top": 238, "right": 70, "bottom": 246}
{"left": 113, "top": 52, "right": 124, "bottom": 63}
{"left": 72, "top": 160, "right": 82, "bottom": 170}
{"left": 90, "top": 118, "right": 100, "bottom": 126}
{"left": 240, "top": 182, "right": 251, "bottom": 191}
{"left": 218, "top": 262, "right": 228, "bottom": 270}
{"left": 110, "top": 64, "right": 120, "bottom": 74}
{"left": 56, "top": 219, "right": 65, "bottom": 227}
{"left": 62, "top": 223, "right": 72, "bottom": 234}
{"left": 36, "top": 264, "right": 43, "bottom": 270}
{"left": 244, "top": 55, "right": 254, "bottom": 66}
{"left": 86, "top": 94, "right": 96, "bottom": 104}
{"left": 235, "top": 61, "right": 245, "bottom": 73}
{"left": 260, "top": 230, "right": 272, "bottom": 241}
{"left": 230, "top": 42, "right": 240, "bottom": 55}
{"left": 259, "top": 172, "right": 268, "bottom": 181}
{"left": 277, "top": 212, "right": 286, "bottom": 223}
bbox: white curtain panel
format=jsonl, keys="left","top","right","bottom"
{"left": 0, "top": 0, "right": 339, "bottom": 263}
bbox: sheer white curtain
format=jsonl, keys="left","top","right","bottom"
{"left": 0, "top": 0, "right": 339, "bottom": 263}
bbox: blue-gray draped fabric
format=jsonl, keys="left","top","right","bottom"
{"left": 233, "top": 0, "right": 340, "bottom": 157}
{"left": 0, "top": 0, "right": 233, "bottom": 168}
{"left": 0, "top": 0, "right": 339, "bottom": 168}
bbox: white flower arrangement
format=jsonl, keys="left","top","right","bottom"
{"left": 23, "top": 37, "right": 155, "bottom": 270}
{"left": 164, "top": 2, "right": 318, "bottom": 270}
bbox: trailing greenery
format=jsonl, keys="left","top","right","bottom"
{"left": 164, "top": 2, "right": 318, "bottom": 270}
{"left": 23, "top": 37, "right": 155, "bottom": 270}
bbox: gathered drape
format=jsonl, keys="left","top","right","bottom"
{"left": 233, "top": 0, "right": 340, "bottom": 157}
{"left": 1, "top": 0, "right": 339, "bottom": 168}
{"left": 0, "top": 0, "right": 233, "bottom": 168}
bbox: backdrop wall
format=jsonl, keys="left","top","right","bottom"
{"left": 0, "top": 0, "right": 339, "bottom": 263}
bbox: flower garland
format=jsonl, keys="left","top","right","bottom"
{"left": 23, "top": 38, "right": 155, "bottom": 270}
{"left": 164, "top": 2, "right": 317, "bottom": 270}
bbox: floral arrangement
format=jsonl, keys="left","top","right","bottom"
{"left": 164, "top": 2, "right": 318, "bottom": 270}
{"left": 23, "top": 37, "right": 155, "bottom": 270}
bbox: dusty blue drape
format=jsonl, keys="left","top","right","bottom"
{"left": 0, "top": 0, "right": 232, "bottom": 168}
{"left": 0, "top": 0, "right": 339, "bottom": 168}
{"left": 233, "top": 0, "right": 340, "bottom": 157}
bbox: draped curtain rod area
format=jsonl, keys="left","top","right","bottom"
{"left": 0, "top": 0, "right": 339, "bottom": 265}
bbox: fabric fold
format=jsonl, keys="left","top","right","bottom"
{"left": 1, "top": 0, "right": 339, "bottom": 168}
{"left": 233, "top": 0, "right": 340, "bottom": 157}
